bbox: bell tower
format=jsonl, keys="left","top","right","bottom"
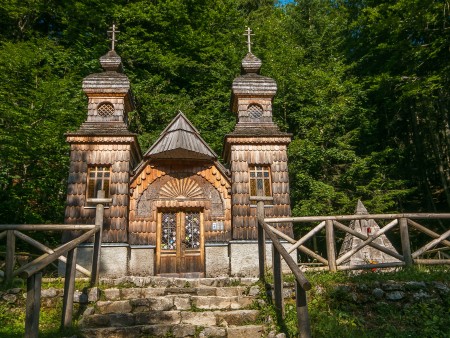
{"left": 224, "top": 28, "right": 293, "bottom": 242}
{"left": 64, "top": 26, "right": 141, "bottom": 254}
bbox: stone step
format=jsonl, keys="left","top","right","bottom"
{"left": 102, "top": 285, "right": 248, "bottom": 301}
{"left": 93, "top": 294, "right": 254, "bottom": 314}
{"left": 82, "top": 309, "right": 260, "bottom": 329}
{"left": 98, "top": 276, "right": 258, "bottom": 288}
{"left": 81, "top": 323, "right": 265, "bottom": 338}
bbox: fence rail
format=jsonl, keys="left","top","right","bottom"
{"left": 0, "top": 193, "right": 111, "bottom": 338}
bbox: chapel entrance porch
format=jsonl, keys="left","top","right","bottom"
{"left": 156, "top": 209, "right": 205, "bottom": 277}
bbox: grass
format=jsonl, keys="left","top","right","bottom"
{"left": 265, "top": 265, "right": 450, "bottom": 338}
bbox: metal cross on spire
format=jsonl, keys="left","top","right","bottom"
{"left": 244, "top": 27, "right": 254, "bottom": 54}
{"left": 107, "top": 24, "right": 120, "bottom": 51}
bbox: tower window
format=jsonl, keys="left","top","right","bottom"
{"left": 97, "top": 102, "right": 115, "bottom": 117}
{"left": 87, "top": 166, "right": 111, "bottom": 199}
{"left": 249, "top": 165, "right": 271, "bottom": 197}
{"left": 247, "top": 104, "right": 263, "bottom": 119}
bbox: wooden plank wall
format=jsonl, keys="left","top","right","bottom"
{"left": 129, "top": 161, "right": 232, "bottom": 245}
{"left": 64, "top": 140, "right": 138, "bottom": 243}
{"left": 230, "top": 144, "right": 293, "bottom": 240}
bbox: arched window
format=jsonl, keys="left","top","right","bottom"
{"left": 97, "top": 102, "right": 115, "bottom": 117}
{"left": 247, "top": 104, "right": 263, "bottom": 119}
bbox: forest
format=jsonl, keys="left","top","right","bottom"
{"left": 0, "top": 0, "right": 449, "bottom": 225}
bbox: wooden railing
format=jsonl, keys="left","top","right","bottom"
{"left": 256, "top": 201, "right": 450, "bottom": 338}
{"left": 0, "top": 194, "right": 111, "bottom": 338}
{"left": 253, "top": 197, "right": 312, "bottom": 338}
{"left": 264, "top": 213, "right": 450, "bottom": 272}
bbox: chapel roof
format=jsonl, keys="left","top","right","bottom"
{"left": 144, "top": 112, "right": 218, "bottom": 160}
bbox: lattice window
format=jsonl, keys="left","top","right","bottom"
{"left": 249, "top": 165, "right": 271, "bottom": 197}
{"left": 248, "top": 104, "right": 263, "bottom": 119}
{"left": 87, "top": 166, "right": 110, "bottom": 199}
{"left": 184, "top": 212, "right": 200, "bottom": 249}
{"left": 161, "top": 212, "right": 177, "bottom": 250}
{"left": 97, "top": 102, "right": 115, "bottom": 117}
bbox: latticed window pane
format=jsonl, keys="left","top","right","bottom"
{"left": 162, "top": 212, "right": 177, "bottom": 250}
{"left": 87, "top": 166, "right": 111, "bottom": 198}
{"left": 97, "top": 102, "right": 115, "bottom": 116}
{"left": 247, "top": 104, "right": 263, "bottom": 119}
{"left": 184, "top": 212, "right": 200, "bottom": 249}
{"left": 249, "top": 166, "right": 271, "bottom": 197}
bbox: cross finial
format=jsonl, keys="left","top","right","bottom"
{"left": 107, "top": 24, "right": 120, "bottom": 51}
{"left": 244, "top": 27, "right": 254, "bottom": 54}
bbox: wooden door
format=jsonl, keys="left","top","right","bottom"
{"left": 156, "top": 210, "right": 204, "bottom": 277}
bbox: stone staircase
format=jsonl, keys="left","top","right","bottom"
{"left": 78, "top": 276, "right": 270, "bottom": 338}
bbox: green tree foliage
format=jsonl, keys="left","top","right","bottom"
{"left": 0, "top": 0, "right": 448, "bottom": 225}
{"left": 344, "top": 0, "right": 450, "bottom": 212}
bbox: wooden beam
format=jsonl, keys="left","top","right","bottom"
{"left": 265, "top": 213, "right": 450, "bottom": 224}
{"left": 287, "top": 221, "right": 325, "bottom": 254}
{"left": 25, "top": 272, "right": 42, "bottom": 338}
{"left": 256, "top": 201, "right": 266, "bottom": 281}
{"left": 325, "top": 220, "right": 337, "bottom": 272}
{"left": 411, "top": 228, "right": 450, "bottom": 259}
{"left": 266, "top": 224, "right": 328, "bottom": 265}
{"left": 399, "top": 218, "right": 413, "bottom": 267}
{"left": 0, "top": 231, "right": 7, "bottom": 241}
{"left": 296, "top": 282, "right": 311, "bottom": 338}
{"left": 337, "top": 262, "right": 406, "bottom": 271}
{"left": 0, "top": 224, "right": 95, "bottom": 231}
{"left": 336, "top": 219, "right": 398, "bottom": 266}
{"left": 262, "top": 221, "right": 311, "bottom": 291}
{"left": 333, "top": 221, "right": 403, "bottom": 261}
{"left": 413, "top": 259, "right": 450, "bottom": 265}
{"left": 14, "top": 230, "right": 91, "bottom": 277}
{"left": 272, "top": 246, "right": 283, "bottom": 314}
{"left": 91, "top": 191, "right": 106, "bottom": 286}
{"left": 61, "top": 248, "right": 77, "bottom": 329}
{"left": 5, "top": 230, "right": 15, "bottom": 284}
{"left": 16, "top": 226, "right": 99, "bottom": 279}
{"left": 407, "top": 219, "right": 450, "bottom": 248}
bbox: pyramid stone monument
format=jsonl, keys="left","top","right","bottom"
{"left": 338, "top": 200, "right": 401, "bottom": 266}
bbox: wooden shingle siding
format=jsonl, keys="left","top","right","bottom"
{"left": 64, "top": 137, "right": 140, "bottom": 243}
{"left": 226, "top": 142, "right": 293, "bottom": 240}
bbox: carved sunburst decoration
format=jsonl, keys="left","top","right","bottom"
{"left": 160, "top": 178, "right": 203, "bottom": 199}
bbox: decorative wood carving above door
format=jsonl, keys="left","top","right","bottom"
{"left": 160, "top": 178, "right": 203, "bottom": 199}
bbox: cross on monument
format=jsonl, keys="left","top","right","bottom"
{"left": 244, "top": 27, "right": 254, "bottom": 54}
{"left": 107, "top": 24, "right": 120, "bottom": 51}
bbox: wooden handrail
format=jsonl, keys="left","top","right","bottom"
{"left": 0, "top": 224, "right": 95, "bottom": 231}
{"left": 265, "top": 213, "right": 450, "bottom": 223}
{"left": 15, "top": 226, "right": 99, "bottom": 279}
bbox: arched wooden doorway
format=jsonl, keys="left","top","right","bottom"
{"left": 156, "top": 209, "right": 205, "bottom": 277}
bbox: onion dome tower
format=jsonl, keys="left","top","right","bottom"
{"left": 64, "top": 25, "right": 141, "bottom": 246}
{"left": 224, "top": 28, "right": 293, "bottom": 241}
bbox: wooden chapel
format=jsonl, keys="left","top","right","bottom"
{"left": 63, "top": 29, "right": 294, "bottom": 277}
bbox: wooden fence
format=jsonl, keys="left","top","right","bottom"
{"left": 0, "top": 194, "right": 111, "bottom": 338}
{"left": 255, "top": 201, "right": 450, "bottom": 338}
{"left": 264, "top": 213, "right": 450, "bottom": 272}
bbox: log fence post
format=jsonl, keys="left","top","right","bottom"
{"left": 61, "top": 247, "right": 77, "bottom": 329}
{"left": 272, "top": 246, "right": 283, "bottom": 314}
{"left": 296, "top": 281, "right": 311, "bottom": 338}
{"left": 399, "top": 218, "right": 413, "bottom": 267}
{"left": 91, "top": 190, "right": 105, "bottom": 286}
{"left": 256, "top": 200, "right": 266, "bottom": 281}
{"left": 25, "top": 272, "right": 42, "bottom": 338}
{"left": 5, "top": 230, "right": 15, "bottom": 284}
{"left": 325, "top": 219, "right": 337, "bottom": 272}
